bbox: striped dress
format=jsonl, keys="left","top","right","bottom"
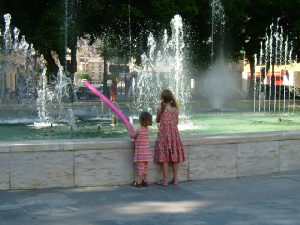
{"left": 134, "top": 126, "right": 153, "bottom": 162}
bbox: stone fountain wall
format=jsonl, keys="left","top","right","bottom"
{"left": 1, "top": 130, "right": 300, "bottom": 190}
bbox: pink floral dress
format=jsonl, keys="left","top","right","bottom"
{"left": 155, "top": 107, "right": 185, "bottom": 163}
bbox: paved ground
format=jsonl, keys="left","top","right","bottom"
{"left": 1, "top": 170, "right": 300, "bottom": 225}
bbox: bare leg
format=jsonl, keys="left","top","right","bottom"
{"left": 143, "top": 173, "right": 148, "bottom": 183}
{"left": 172, "top": 162, "right": 179, "bottom": 180}
{"left": 137, "top": 174, "right": 143, "bottom": 184}
{"left": 163, "top": 162, "right": 169, "bottom": 180}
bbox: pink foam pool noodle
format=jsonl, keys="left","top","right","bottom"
{"left": 84, "top": 81, "right": 135, "bottom": 133}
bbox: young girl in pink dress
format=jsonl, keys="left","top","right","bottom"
{"left": 126, "top": 112, "right": 153, "bottom": 187}
{"left": 155, "top": 89, "right": 185, "bottom": 186}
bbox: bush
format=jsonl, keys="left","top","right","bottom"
{"left": 77, "top": 73, "right": 92, "bottom": 82}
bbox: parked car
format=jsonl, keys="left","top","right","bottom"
{"left": 75, "top": 85, "right": 103, "bottom": 100}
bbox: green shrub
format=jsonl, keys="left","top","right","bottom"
{"left": 77, "top": 73, "right": 92, "bottom": 82}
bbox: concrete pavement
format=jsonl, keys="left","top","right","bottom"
{"left": 1, "top": 170, "right": 300, "bottom": 225}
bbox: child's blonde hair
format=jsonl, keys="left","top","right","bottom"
{"left": 139, "top": 112, "right": 152, "bottom": 126}
{"left": 160, "top": 89, "right": 179, "bottom": 113}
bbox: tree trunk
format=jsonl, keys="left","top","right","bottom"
{"left": 58, "top": 50, "right": 66, "bottom": 72}
{"left": 44, "top": 50, "right": 59, "bottom": 76}
{"left": 68, "top": 36, "right": 77, "bottom": 103}
{"left": 103, "top": 36, "right": 108, "bottom": 98}
{"left": 271, "top": 63, "right": 275, "bottom": 100}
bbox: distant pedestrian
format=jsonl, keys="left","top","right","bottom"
{"left": 109, "top": 79, "right": 116, "bottom": 101}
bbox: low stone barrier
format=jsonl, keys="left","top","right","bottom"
{"left": 1, "top": 130, "right": 300, "bottom": 189}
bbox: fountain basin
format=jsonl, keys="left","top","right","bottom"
{"left": 1, "top": 100, "right": 300, "bottom": 141}
{"left": 1, "top": 130, "right": 300, "bottom": 190}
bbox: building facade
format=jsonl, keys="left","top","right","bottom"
{"left": 75, "top": 38, "right": 104, "bottom": 84}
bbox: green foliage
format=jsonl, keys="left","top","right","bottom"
{"left": 77, "top": 73, "right": 92, "bottom": 82}
{"left": 222, "top": 0, "right": 300, "bottom": 98}
{"left": 1, "top": 0, "right": 300, "bottom": 82}
{"left": 0, "top": 0, "right": 64, "bottom": 55}
{"left": 184, "top": 0, "right": 211, "bottom": 71}
{"left": 32, "top": 2, "right": 65, "bottom": 56}
{"left": 108, "top": 72, "right": 119, "bottom": 80}
{"left": 80, "top": 0, "right": 199, "bottom": 65}
{"left": 45, "top": 63, "right": 55, "bottom": 79}
{"left": 109, "top": 65, "right": 129, "bottom": 73}
{"left": 223, "top": 0, "right": 300, "bottom": 65}
{"left": 0, "top": 0, "right": 81, "bottom": 75}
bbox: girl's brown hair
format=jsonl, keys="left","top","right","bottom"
{"left": 139, "top": 112, "right": 152, "bottom": 126}
{"left": 160, "top": 89, "right": 177, "bottom": 113}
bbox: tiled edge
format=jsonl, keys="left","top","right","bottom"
{"left": 279, "top": 130, "right": 300, "bottom": 141}
{"left": 8, "top": 140, "right": 62, "bottom": 152}
{"left": 72, "top": 138, "right": 135, "bottom": 150}
{"left": 235, "top": 131, "right": 281, "bottom": 143}
{"left": 0, "top": 142, "right": 11, "bottom": 153}
{"left": 186, "top": 134, "right": 238, "bottom": 146}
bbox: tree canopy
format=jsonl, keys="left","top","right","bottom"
{"left": 77, "top": 73, "right": 92, "bottom": 82}
{"left": 222, "top": 0, "right": 300, "bottom": 97}
{"left": 1, "top": 0, "right": 300, "bottom": 85}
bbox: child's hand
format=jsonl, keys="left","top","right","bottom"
{"left": 126, "top": 125, "right": 130, "bottom": 131}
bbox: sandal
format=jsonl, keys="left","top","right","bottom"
{"left": 156, "top": 179, "right": 168, "bottom": 186}
{"left": 132, "top": 181, "right": 142, "bottom": 188}
{"left": 141, "top": 180, "right": 148, "bottom": 187}
{"left": 172, "top": 179, "right": 179, "bottom": 185}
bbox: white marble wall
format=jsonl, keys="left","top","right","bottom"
{"left": 189, "top": 144, "right": 237, "bottom": 180}
{"left": 10, "top": 152, "right": 74, "bottom": 189}
{"left": 0, "top": 130, "right": 300, "bottom": 190}
{"left": 237, "top": 141, "right": 279, "bottom": 177}
{"left": 0, "top": 153, "right": 10, "bottom": 189}
{"left": 279, "top": 139, "right": 300, "bottom": 172}
{"left": 74, "top": 149, "right": 134, "bottom": 186}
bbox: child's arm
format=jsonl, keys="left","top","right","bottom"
{"left": 156, "top": 108, "right": 161, "bottom": 123}
{"left": 126, "top": 126, "right": 140, "bottom": 139}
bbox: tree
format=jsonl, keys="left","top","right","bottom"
{"left": 77, "top": 0, "right": 199, "bottom": 97}
{"left": 3, "top": 0, "right": 300, "bottom": 103}
{"left": 77, "top": 73, "right": 92, "bottom": 82}
{"left": 183, "top": 0, "right": 211, "bottom": 73}
{"left": 0, "top": 0, "right": 63, "bottom": 75}
{"left": 223, "top": 0, "right": 300, "bottom": 99}
{"left": 0, "top": 0, "right": 81, "bottom": 78}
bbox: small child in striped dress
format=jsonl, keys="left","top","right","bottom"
{"left": 126, "top": 112, "right": 153, "bottom": 187}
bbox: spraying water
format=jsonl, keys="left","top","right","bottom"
{"left": 255, "top": 19, "right": 296, "bottom": 114}
{"left": 1, "top": 13, "right": 78, "bottom": 125}
{"left": 202, "top": 52, "right": 240, "bottom": 110}
{"left": 210, "top": 0, "right": 225, "bottom": 66}
{"left": 130, "top": 15, "right": 189, "bottom": 118}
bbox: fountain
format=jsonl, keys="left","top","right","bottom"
{"left": 0, "top": 9, "right": 299, "bottom": 142}
{"left": 252, "top": 19, "right": 298, "bottom": 114}
{"left": 129, "top": 15, "right": 189, "bottom": 116}
{"left": 1, "top": 3, "right": 300, "bottom": 191}
{"left": 201, "top": 51, "right": 240, "bottom": 111}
